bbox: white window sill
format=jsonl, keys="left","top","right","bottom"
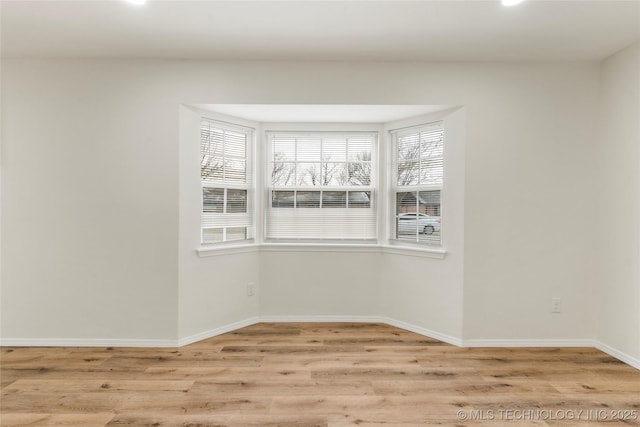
{"left": 380, "top": 245, "right": 447, "bottom": 259}
{"left": 197, "top": 244, "right": 259, "bottom": 257}
{"left": 197, "top": 242, "right": 447, "bottom": 259}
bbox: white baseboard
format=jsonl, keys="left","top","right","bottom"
{"left": 259, "top": 315, "right": 385, "bottom": 324}
{"left": 0, "top": 317, "right": 263, "bottom": 349}
{"left": 178, "top": 317, "right": 260, "bottom": 347}
{"left": 2, "top": 318, "right": 639, "bottom": 371}
{"left": 462, "top": 338, "right": 594, "bottom": 348}
{"left": 0, "top": 338, "right": 177, "bottom": 348}
{"left": 595, "top": 340, "right": 640, "bottom": 371}
{"left": 254, "top": 315, "right": 464, "bottom": 347}
{"left": 382, "top": 317, "right": 463, "bottom": 347}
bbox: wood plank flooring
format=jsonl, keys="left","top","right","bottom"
{"left": 1, "top": 322, "right": 639, "bottom": 426}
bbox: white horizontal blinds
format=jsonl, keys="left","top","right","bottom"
{"left": 392, "top": 122, "right": 443, "bottom": 245}
{"left": 267, "top": 132, "right": 377, "bottom": 240}
{"left": 396, "top": 124, "right": 443, "bottom": 186}
{"left": 200, "top": 119, "right": 254, "bottom": 244}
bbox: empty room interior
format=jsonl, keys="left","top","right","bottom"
{"left": 1, "top": 0, "right": 640, "bottom": 426}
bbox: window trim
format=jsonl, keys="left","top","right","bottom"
{"left": 197, "top": 243, "right": 447, "bottom": 259}
{"left": 200, "top": 118, "right": 255, "bottom": 245}
{"left": 264, "top": 130, "right": 379, "bottom": 242}
{"left": 389, "top": 121, "right": 445, "bottom": 247}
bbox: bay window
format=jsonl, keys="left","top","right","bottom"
{"left": 197, "top": 109, "right": 449, "bottom": 252}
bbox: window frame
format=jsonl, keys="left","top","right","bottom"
{"left": 389, "top": 121, "right": 445, "bottom": 247}
{"left": 264, "top": 130, "right": 379, "bottom": 242}
{"left": 200, "top": 118, "right": 255, "bottom": 245}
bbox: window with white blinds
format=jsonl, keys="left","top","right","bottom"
{"left": 391, "top": 122, "right": 444, "bottom": 246}
{"left": 266, "top": 132, "right": 377, "bottom": 241}
{"left": 200, "top": 119, "right": 254, "bottom": 244}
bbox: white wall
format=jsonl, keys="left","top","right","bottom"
{"left": 597, "top": 41, "right": 640, "bottom": 362}
{"left": 259, "top": 250, "right": 382, "bottom": 319}
{"left": 380, "top": 108, "right": 466, "bottom": 341}
{"left": 178, "top": 106, "right": 260, "bottom": 341}
{"left": 1, "top": 59, "right": 602, "bottom": 346}
{"left": 1, "top": 61, "right": 180, "bottom": 342}
{"left": 461, "top": 64, "right": 601, "bottom": 342}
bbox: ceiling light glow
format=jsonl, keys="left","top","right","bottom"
{"left": 502, "top": 0, "right": 525, "bottom": 6}
{"left": 125, "top": 0, "right": 147, "bottom": 5}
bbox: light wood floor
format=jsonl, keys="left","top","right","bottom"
{"left": 1, "top": 323, "right": 639, "bottom": 426}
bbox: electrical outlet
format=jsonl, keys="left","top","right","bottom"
{"left": 551, "top": 298, "right": 562, "bottom": 314}
{"left": 247, "top": 282, "right": 256, "bottom": 297}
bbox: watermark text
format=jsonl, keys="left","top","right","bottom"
{"left": 456, "top": 408, "right": 638, "bottom": 422}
